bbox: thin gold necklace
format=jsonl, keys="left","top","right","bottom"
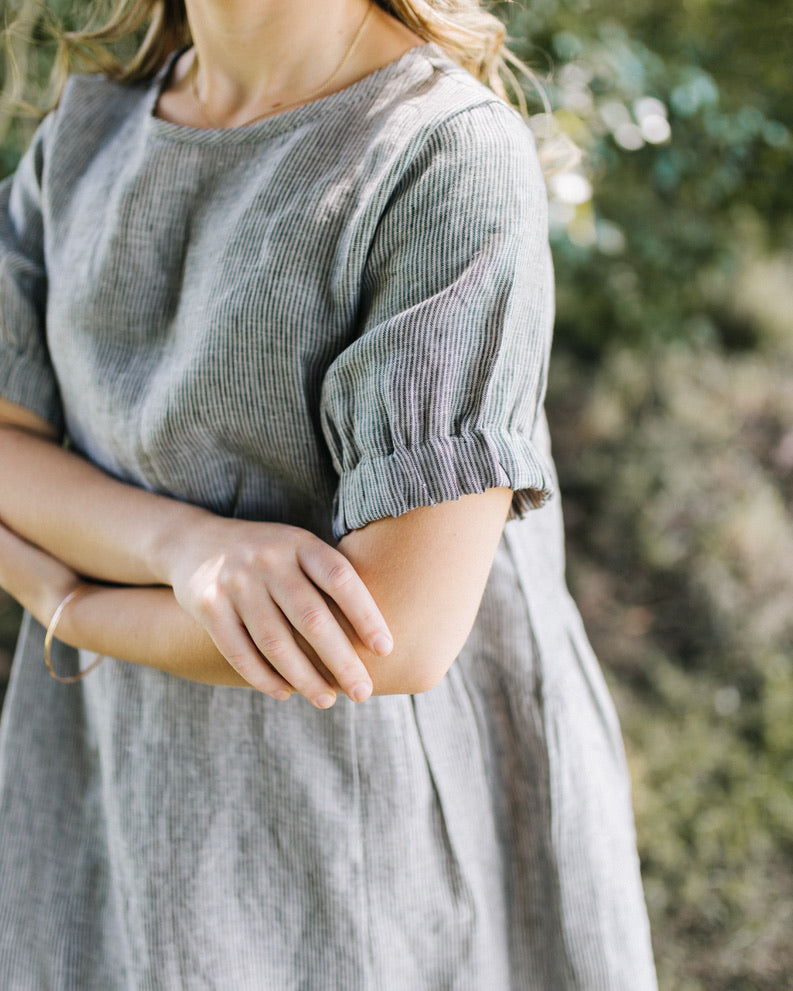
{"left": 189, "top": 3, "right": 373, "bottom": 129}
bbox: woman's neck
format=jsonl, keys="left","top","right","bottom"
{"left": 184, "top": 0, "right": 372, "bottom": 122}
{"left": 157, "top": 0, "right": 424, "bottom": 129}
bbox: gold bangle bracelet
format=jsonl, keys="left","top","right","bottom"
{"left": 44, "top": 586, "right": 105, "bottom": 684}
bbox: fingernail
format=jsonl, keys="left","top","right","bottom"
{"left": 350, "top": 682, "right": 372, "bottom": 703}
{"left": 272, "top": 689, "right": 291, "bottom": 701}
{"left": 315, "top": 693, "right": 336, "bottom": 709}
{"left": 372, "top": 634, "right": 393, "bottom": 657}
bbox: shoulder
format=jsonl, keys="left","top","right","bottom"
{"left": 356, "top": 45, "right": 547, "bottom": 220}
{"left": 377, "top": 44, "right": 541, "bottom": 165}
{"left": 5, "top": 71, "right": 140, "bottom": 195}
{"left": 30, "top": 70, "right": 160, "bottom": 202}
{"left": 56, "top": 70, "right": 153, "bottom": 131}
{"left": 42, "top": 70, "right": 156, "bottom": 172}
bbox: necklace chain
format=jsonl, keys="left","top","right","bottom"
{"left": 189, "top": 4, "right": 373, "bottom": 129}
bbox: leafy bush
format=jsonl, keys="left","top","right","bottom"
{"left": 496, "top": 0, "right": 793, "bottom": 352}
{"left": 548, "top": 335, "right": 793, "bottom": 989}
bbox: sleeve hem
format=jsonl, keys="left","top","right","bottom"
{"left": 331, "top": 429, "right": 555, "bottom": 539}
{"left": 0, "top": 350, "right": 63, "bottom": 433}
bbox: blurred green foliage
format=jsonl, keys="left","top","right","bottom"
{"left": 496, "top": 0, "right": 792, "bottom": 353}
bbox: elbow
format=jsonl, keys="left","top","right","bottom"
{"left": 369, "top": 642, "right": 461, "bottom": 697}
{"left": 399, "top": 668, "right": 449, "bottom": 697}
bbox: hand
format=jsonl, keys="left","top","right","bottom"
{"left": 0, "top": 520, "right": 81, "bottom": 627}
{"left": 162, "top": 518, "right": 393, "bottom": 708}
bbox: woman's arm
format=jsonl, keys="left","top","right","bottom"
{"left": 103, "top": 484, "right": 510, "bottom": 697}
{"left": 0, "top": 398, "right": 393, "bottom": 705}
{"left": 0, "top": 398, "right": 511, "bottom": 700}
{"left": 0, "top": 441, "right": 510, "bottom": 698}
{"left": 0, "top": 522, "right": 261, "bottom": 690}
{"left": 0, "top": 400, "right": 227, "bottom": 587}
{"left": 149, "top": 485, "right": 513, "bottom": 696}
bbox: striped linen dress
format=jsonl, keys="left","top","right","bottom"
{"left": 0, "top": 43, "right": 658, "bottom": 989}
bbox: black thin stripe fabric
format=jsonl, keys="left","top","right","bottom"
{"left": 0, "top": 44, "right": 657, "bottom": 989}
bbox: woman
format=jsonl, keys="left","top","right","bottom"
{"left": 0, "top": 0, "right": 658, "bottom": 986}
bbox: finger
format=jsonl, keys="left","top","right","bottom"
{"left": 296, "top": 642, "right": 341, "bottom": 690}
{"left": 268, "top": 578, "right": 373, "bottom": 704}
{"left": 297, "top": 540, "right": 393, "bottom": 657}
{"left": 198, "top": 601, "right": 295, "bottom": 701}
{"left": 234, "top": 593, "right": 340, "bottom": 709}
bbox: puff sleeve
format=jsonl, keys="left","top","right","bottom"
{"left": 320, "top": 102, "right": 556, "bottom": 539}
{"left": 0, "top": 113, "right": 62, "bottom": 431}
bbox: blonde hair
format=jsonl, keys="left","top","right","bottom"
{"left": 1, "top": 0, "right": 546, "bottom": 122}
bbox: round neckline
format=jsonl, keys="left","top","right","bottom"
{"left": 146, "top": 42, "right": 436, "bottom": 145}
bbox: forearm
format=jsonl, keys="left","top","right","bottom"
{"left": 55, "top": 584, "right": 253, "bottom": 689}
{"left": 49, "top": 579, "right": 406, "bottom": 696}
{"left": 57, "top": 581, "right": 436, "bottom": 697}
{"left": 54, "top": 582, "right": 393, "bottom": 696}
{"left": 0, "top": 516, "right": 245, "bottom": 686}
{"left": 58, "top": 582, "right": 376, "bottom": 697}
{"left": 0, "top": 420, "right": 207, "bottom": 586}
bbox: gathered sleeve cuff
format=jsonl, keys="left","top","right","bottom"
{"left": 331, "top": 428, "right": 554, "bottom": 536}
